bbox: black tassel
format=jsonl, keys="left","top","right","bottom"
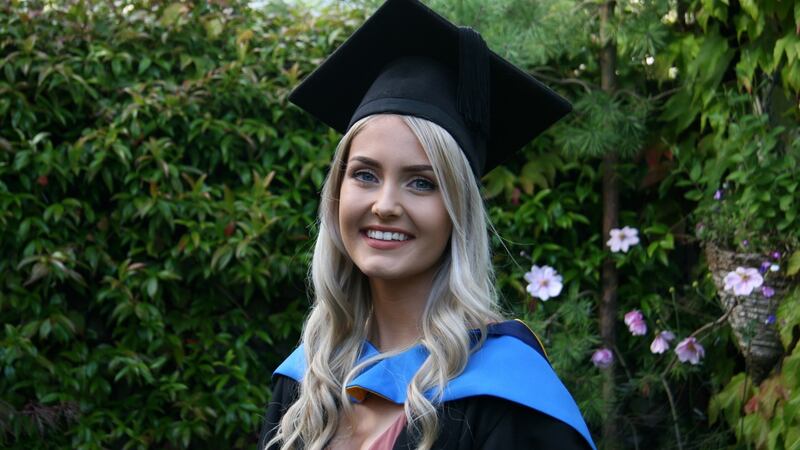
{"left": 457, "top": 27, "right": 490, "bottom": 138}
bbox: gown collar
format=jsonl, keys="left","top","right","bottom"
{"left": 273, "top": 320, "right": 596, "bottom": 450}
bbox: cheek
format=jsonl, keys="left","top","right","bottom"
{"left": 427, "top": 200, "right": 453, "bottom": 249}
{"left": 337, "top": 184, "right": 363, "bottom": 234}
{"left": 337, "top": 182, "right": 351, "bottom": 218}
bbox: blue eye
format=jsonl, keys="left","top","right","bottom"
{"left": 353, "top": 170, "right": 378, "bottom": 183}
{"left": 410, "top": 178, "right": 436, "bottom": 191}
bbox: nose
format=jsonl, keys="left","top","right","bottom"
{"left": 371, "top": 184, "right": 403, "bottom": 219}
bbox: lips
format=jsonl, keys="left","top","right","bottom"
{"left": 360, "top": 227, "right": 414, "bottom": 250}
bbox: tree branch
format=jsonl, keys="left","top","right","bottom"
{"left": 529, "top": 70, "right": 595, "bottom": 93}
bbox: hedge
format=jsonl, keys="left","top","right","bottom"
{"left": 1, "top": 0, "right": 743, "bottom": 449}
{"left": 0, "top": 1, "right": 360, "bottom": 447}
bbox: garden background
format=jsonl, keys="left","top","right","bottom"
{"left": 1, "top": 0, "right": 799, "bottom": 448}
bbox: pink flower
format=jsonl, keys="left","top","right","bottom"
{"left": 723, "top": 267, "right": 764, "bottom": 296}
{"left": 675, "top": 336, "right": 705, "bottom": 365}
{"left": 591, "top": 348, "right": 614, "bottom": 369}
{"left": 624, "top": 310, "right": 643, "bottom": 326}
{"left": 624, "top": 309, "right": 647, "bottom": 336}
{"left": 607, "top": 226, "right": 640, "bottom": 253}
{"left": 762, "top": 286, "right": 775, "bottom": 298}
{"left": 524, "top": 265, "right": 563, "bottom": 301}
{"left": 629, "top": 319, "right": 647, "bottom": 336}
{"left": 650, "top": 331, "right": 675, "bottom": 354}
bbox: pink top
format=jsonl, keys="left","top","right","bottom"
{"left": 369, "top": 413, "right": 407, "bottom": 450}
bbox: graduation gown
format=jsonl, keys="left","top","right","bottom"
{"left": 258, "top": 320, "right": 596, "bottom": 450}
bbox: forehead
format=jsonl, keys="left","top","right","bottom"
{"left": 348, "top": 115, "right": 430, "bottom": 165}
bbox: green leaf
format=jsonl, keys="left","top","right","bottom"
{"left": 22, "top": 34, "right": 37, "bottom": 53}
{"left": 690, "top": 162, "right": 702, "bottom": 181}
{"left": 785, "top": 426, "right": 800, "bottom": 450}
{"left": 481, "top": 166, "right": 514, "bottom": 199}
{"left": 684, "top": 189, "right": 703, "bottom": 201}
{"left": 39, "top": 392, "right": 61, "bottom": 404}
{"left": 211, "top": 246, "right": 233, "bottom": 271}
{"left": 180, "top": 53, "right": 193, "bottom": 70}
{"left": 773, "top": 35, "right": 799, "bottom": 68}
{"left": 782, "top": 61, "right": 800, "bottom": 91}
{"left": 138, "top": 56, "right": 151, "bottom": 74}
{"left": 780, "top": 195, "right": 794, "bottom": 211}
{"left": 21, "top": 320, "right": 39, "bottom": 338}
{"left": 788, "top": 250, "right": 800, "bottom": 277}
{"left": 146, "top": 277, "right": 158, "bottom": 298}
{"left": 739, "top": 0, "right": 759, "bottom": 21}
{"left": 31, "top": 131, "right": 50, "bottom": 147}
{"left": 204, "top": 18, "right": 224, "bottom": 39}
{"left": 777, "top": 287, "right": 800, "bottom": 349}
{"left": 39, "top": 319, "right": 51, "bottom": 339}
{"left": 796, "top": 2, "right": 800, "bottom": 33}
{"left": 160, "top": 3, "right": 187, "bottom": 27}
{"left": 690, "top": 34, "right": 735, "bottom": 96}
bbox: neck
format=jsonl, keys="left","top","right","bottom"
{"left": 367, "top": 270, "right": 438, "bottom": 352}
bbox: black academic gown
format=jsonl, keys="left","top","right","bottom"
{"left": 257, "top": 320, "right": 595, "bottom": 450}
{"left": 258, "top": 374, "right": 592, "bottom": 450}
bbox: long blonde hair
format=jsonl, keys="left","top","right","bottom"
{"left": 267, "top": 114, "right": 503, "bottom": 450}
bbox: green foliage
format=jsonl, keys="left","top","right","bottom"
{"left": 557, "top": 90, "right": 650, "bottom": 160}
{"left": 679, "top": 103, "right": 800, "bottom": 254}
{"left": 426, "top": 0, "right": 594, "bottom": 67}
{"left": 436, "top": 0, "right": 798, "bottom": 447}
{"left": 616, "top": 1, "right": 671, "bottom": 62}
{"left": 486, "top": 142, "right": 727, "bottom": 447}
{"left": 660, "top": 0, "right": 800, "bottom": 255}
{"left": 710, "top": 287, "right": 800, "bottom": 450}
{"left": 1, "top": 0, "right": 797, "bottom": 449}
{"left": 0, "top": 0, "right": 359, "bottom": 447}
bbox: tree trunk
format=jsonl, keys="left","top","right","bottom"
{"left": 599, "top": 1, "right": 619, "bottom": 449}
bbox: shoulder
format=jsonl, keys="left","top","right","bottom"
{"left": 273, "top": 344, "right": 306, "bottom": 381}
{"left": 449, "top": 320, "right": 597, "bottom": 450}
{"left": 457, "top": 320, "right": 552, "bottom": 388}
{"left": 485, "top": 319, "right": 548, "bottom": 352}
{"left": 272, "top": 320, "right": 546, "bottom": 382}
{"left": 258, "top": 375, "right": 300, "bottom": 450}
{"left": 478, "top": 319, "right": 549, "bottom": 362}
{"left": 270, "top": 374, "right": 300, "bottom": 402}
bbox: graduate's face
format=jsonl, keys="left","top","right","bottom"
{"left": 338, "top": 115, "right": 452, "bottom": 283}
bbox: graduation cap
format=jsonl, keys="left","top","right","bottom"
{"left": 288, "top": 0, "right": 572, "bottom": 178}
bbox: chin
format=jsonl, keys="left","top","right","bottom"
{"left": 358, "top": 259, "right": 441, "bottom": 283}
{"left": 355, "top": 261, "right": 414, "bottom": 281}
{"left": 359, "top": 266, "right": 408, "bottom": 281}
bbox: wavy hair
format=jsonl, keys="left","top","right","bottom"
{"left": 267, "top": 114, "right": 503, "bottom": 450}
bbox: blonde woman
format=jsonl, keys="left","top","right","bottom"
{"left": 259, "top": 1, "right": 596, "bottom": 449}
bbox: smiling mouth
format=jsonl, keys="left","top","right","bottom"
{"left": 365, "top": 229, "right": 411, "bottom": 241}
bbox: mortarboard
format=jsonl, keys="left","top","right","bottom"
{"left": 288, "top": 0, "right": 572, "bottom": 178}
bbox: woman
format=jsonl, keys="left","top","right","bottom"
{"left": 259, "top": 1, "right": 596, "bottom": 449}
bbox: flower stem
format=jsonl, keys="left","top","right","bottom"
{"left": 661, "top": 376, "right": 683, "bottom": 450}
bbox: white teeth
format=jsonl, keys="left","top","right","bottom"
{"left": 367, "top": 230, "right": 409, "bottom": 241}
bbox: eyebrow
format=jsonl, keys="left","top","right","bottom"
{"left": 348, "top": 156, "right": 434, "bottom": 173}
